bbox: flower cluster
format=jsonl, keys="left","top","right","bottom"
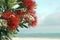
{"left": 2, "top": 11, "right": 20, "bottom": 30}
{"left": 24, "top": 0, "right": 36, "bottom": 10}
{"left": 0, "top": 0, "right": 37, "bottom": 40}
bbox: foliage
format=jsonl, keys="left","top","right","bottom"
{"left": 0, "top": 0, "right": 37, "bottom": 40}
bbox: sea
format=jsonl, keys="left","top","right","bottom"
{"left": 15, "top": 33, "right": 60, "bottom": 38}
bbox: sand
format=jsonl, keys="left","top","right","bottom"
{"left": 12, "top": 38, "right": 60, "bottom": 40}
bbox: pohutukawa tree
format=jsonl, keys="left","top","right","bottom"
{"left": 0, "top": 0, "right": 37, "bottom": 40}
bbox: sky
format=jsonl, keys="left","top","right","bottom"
{"left": 18, "top": 0, "right": 60, "bottom": 33}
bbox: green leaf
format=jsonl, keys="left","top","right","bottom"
{"left": 20, "top": 23, "right": 28, "bottom": 28}
{"left": 16, "top": 28, "right": 19, "bottom": 32}
{"left": 8, "top": 0, "right": 17, "bottom": 3}
{"left": 14, "top": 7, "right": 27, "bottom": 12}
{"left": 5, "top": 0, "right": 9, "bottom": 10}
{"left": 0, "top": 4, "right": 3, "bottom": 13}
{"left": 22, "top": 24, "right": 28, "bottom": 28}
{"left": 0, "top": 0, "right": 5, "bottom": 3}
{"left": 19, "top": 24, "right": 24, "bottom": 28}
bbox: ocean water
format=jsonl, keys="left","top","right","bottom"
{"left": 16, "top": 33, "right": 60, "bottom": 38}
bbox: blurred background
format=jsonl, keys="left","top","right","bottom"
{"left": 16, "top": 0, "right": 60, "bottom": 37}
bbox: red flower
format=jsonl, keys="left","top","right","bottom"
{"left": 7, "top": 15, "right": 20, "bottom": 30}
{"left": 31, "top": 16, "right": 37, "bottom": 27}
{"left": 17, "top": 10, "right": 24, "bottom": 15}
{"left": 28, "top": 1, "right": 36, "bottom": 10}
{"left": 29, "top": 13, "right": 37, "bottom": 27}
{"left": 7, "top": 26, "right": 17, "bottom": 30}
{"left": 23, "top": 13, "right": 37, "bottom": 27}
{"left": 2, "top": 11, "right": 20, "bottom": 30}
{"left": 23, "top": 14, "right": 29, "bottom": 22}
{"left": 2, "top": 11, "right": 14, "bottom": 20}
{"left": 7, "top": 15, "right": 20, "bottom": 26}
{"left": 24, "top": 0, "right": 36, "bottom": 10}
{"left": 26, "top": 10, "right": 35, "bottom": 14}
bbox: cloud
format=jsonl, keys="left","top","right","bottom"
{"left": 40, "top": 13, "right": 60, "bottom": 26}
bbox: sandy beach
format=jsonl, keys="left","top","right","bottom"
{"left": 12, "top": 38, "right": 60, "bottom": 40}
